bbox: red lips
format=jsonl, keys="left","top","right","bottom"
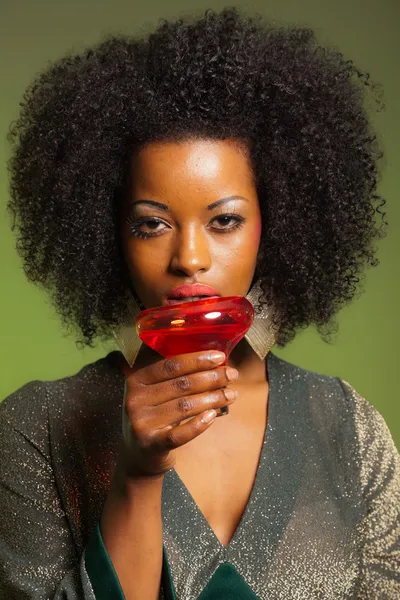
{"left": 166, "top": 284, "right": 220, "bottom": 305}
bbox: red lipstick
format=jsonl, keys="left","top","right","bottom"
{"left": 166, "top": 284, "right": 220, "bottom": 305}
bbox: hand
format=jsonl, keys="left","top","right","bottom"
{"left": 119, "top": 350, "right": 238, "bottom": 477}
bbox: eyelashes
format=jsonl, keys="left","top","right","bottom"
{"left": 125, "top": 216, "right": 166, "bottom": 239}
{"left": 125, "top": 213, "right": 246, "bottom": 240}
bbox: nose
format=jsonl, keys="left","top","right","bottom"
{"left": 169, "top": 224, "right": 211, "bottom": 277}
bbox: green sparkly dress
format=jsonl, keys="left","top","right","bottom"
{"left": 0, "top": 351, "right": 399, "bottom": 599}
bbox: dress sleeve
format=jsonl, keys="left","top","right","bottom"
{"left": 340, "top": 380, "right": 400, "bottom": 599}
{"left": 0, "top": 380, "right": 173, "bottom": 600}
{"left": 0, "top": 380, "right": 129, "bottom": 599}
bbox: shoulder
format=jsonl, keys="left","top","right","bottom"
{"left": 269, "top": 350, "right": 387, "bottom": 423}
{"left": 0, "top": 352, "right": 124, "bottom": 446}
{"left": 268, "top": 350, "right": 357, "bottom": 421}
{"left": 270, "top": 352, "right": 399, "bottom": 484}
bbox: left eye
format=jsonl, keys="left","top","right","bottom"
{"left": 139, "top": 219, "right": 167, "bottom": 232}
{"left": 210, "top": 215, "right": 245, "bottom": 230}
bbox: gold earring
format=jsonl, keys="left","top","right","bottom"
{"left": 245, "top": 281, "right": 278, "bottom": 360}
{"left": 111, "top": 288, "right": 143, "bottom": 368}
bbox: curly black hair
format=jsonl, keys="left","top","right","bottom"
{"left": 6, "top": 7, "right": 387, "bottom": 349}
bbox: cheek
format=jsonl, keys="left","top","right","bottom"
{"left": 229, "top": 215, "right": 262, "bottom": 277}
{"left": 239, "top": 213, "right": 262, "bottom": 259}
{"left": 124, "top": 242, "right": 166, "bottom": 284}
{"left": 214, "top": 218, "right": 262, "bottom": 272}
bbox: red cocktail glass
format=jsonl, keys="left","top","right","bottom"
{"left": 136, "top": 296, "right": 254, "bottom": 415}
{"left": 136, "top": 296, "right": 253, "bottom": 359}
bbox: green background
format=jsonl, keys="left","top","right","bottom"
{"left": 0, "top": 0, "right": 399, "bottom": 449}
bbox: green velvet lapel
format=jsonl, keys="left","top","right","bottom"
{"left": 198, "top": 563, "right": 259, "bottom": 600}
{"left": 85, "top": 522, "right": 126, "bottom": 600}
{"left": 85, "top": 523, "right": 177, "bottom": 600}
{"left": 162, "top": 545, "right": 176, "bottom": 600}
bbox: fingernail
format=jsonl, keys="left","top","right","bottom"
{"left": 224, "top": 388, "right": 237, "bottom": 401}
{"left": 209, "top": 352, "right": 225, "bottom": 364}
{"left": 202, "top": 409, "right": 217, "bottom": 423}
{"left": 226, "top": 367, "right": 239, "bottom": 381}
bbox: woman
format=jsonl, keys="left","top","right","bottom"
{"left": 1, "top": 7, "right": 398, "bottom": 600}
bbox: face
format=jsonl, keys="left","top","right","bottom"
{"left": 120, "top": 138, "right": 262, "bottom": 308}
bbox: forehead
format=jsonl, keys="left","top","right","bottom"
{"left": 129, "top": 138, "right": 255, "bottom": 199}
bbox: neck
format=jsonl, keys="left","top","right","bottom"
{"left": 227, "top": 339, "right": 268, "bottom": 384}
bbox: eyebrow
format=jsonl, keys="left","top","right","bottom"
{"left": 130, "top": 195, "right": 249, "bottom": 212}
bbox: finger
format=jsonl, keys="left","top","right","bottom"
{"left": 147, "top": 387, "right": 237, "bottom": 428}
{"left": 157, "top": 410, "right": 219, "bottom": 450}
{"left": 134, "top": 351, "right": 226, "bottom": 385}
{"left": 139, "top": 364, "right": 238, "bottom": 408}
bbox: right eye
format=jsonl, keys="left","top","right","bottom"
{"left": 126, "top": 216, "right": 170, "bottom": 239}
